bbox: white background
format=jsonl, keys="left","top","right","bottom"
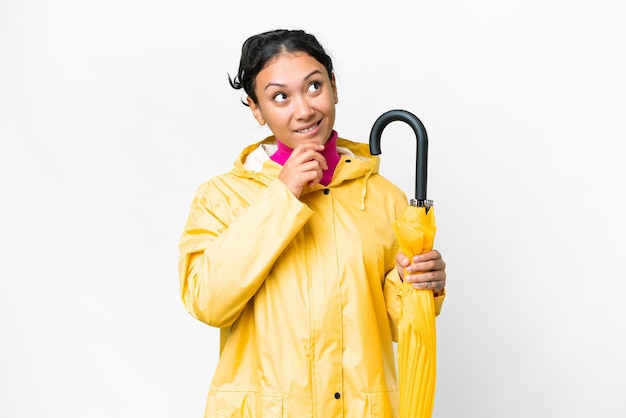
{"left": 1, "top": 0, "right": 625, "bottom": 417}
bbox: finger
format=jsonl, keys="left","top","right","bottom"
{"left": 290, "top": 143, "right": 324, "bottom": 161}
{"left": 284, "top": 154, "right": 324, "bottom": 178}
{"left": 298, "top": 163, "right": 323, "bottom": 188}
{"left": 279, "top": 159, "right": 324, "bottom": 196}
{"left": 395, "top": 252, "right": 411, "bottom": 268}
{"left": 411, "top": 249, "right": 441, "bottom": 263}
{"left": 413, "top": 281, "right": 444, "bottom": 290}
{"left": 405, "top": 270, "right": 446, "bottom": 286}
{"left": 293, "top": 142, "right": 324, "bottom": 153}
{"left": 409, "top": 255, "right": 445, "bottom": 274}
{"left": 317, "top": 154, "right": 328, "bottom": 170}
{"left": 288, "top": 150, "right": 328, "bottom": 172}
{"left": 305, "top": 149, "right": 328, "bottom": 170}
{"left": 295, "top": 144, "right": 327, "bottom": 167}
{"left": 411, "top": 278, "right": 445, "bottom": 290}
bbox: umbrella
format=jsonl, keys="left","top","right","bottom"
{"left": 370, "top": 109, "right": 437, "bottom": 418}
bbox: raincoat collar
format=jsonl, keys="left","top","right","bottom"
{"left": 236, "top": 134, "right": 379, "bottom": 209}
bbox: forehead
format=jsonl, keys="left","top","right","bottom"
{"left": 257, "top": 52, "right": 326, "bottom": 84}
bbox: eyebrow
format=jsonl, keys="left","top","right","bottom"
{"left": 264, "top": 69, "right": 323, "bottom": 91}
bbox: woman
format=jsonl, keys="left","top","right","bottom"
{"left": 178, "top": 28, "right": 447, "bottom": 417}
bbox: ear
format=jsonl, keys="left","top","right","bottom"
{"left": 247, "top": 96, "right": 266, "bottom": 125}
{"left": 331, "top": 73, "right": 339, "bottom": 104}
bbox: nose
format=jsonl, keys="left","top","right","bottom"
{"left": 293, "top": 95, "right": 315, "bottom": 120}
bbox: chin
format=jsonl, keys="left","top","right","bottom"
{"left": 320, "top": 130, "right": 334, "bottom": 144}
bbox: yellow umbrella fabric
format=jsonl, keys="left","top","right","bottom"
{"left": 393, "top": 203, "right": 437, "bottom": 418}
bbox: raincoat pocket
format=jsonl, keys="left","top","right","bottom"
{"left": 206, "top": 389, "right": 283, "bottom": 418}
{"left": 362, "top": 386, "right": 399, "bottom": 418}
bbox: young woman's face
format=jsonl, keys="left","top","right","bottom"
{"left": 248, "top": 52, "right": 338, "bottom": 149}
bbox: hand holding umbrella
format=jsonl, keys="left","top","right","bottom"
{"left": 370, "top": 109, "right": 437, "bottom": 418}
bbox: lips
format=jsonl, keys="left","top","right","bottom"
{"left": 296, "top": 120, "right": 320, "bottom": 134}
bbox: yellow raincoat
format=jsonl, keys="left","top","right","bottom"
{"left": 179, "top": 135, "right": 445, "bottom": 418}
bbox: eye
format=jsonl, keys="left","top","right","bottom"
{"left": 307, "top": 81, "right": 321, "bottom": 94}
{"left": 273, "top": 92, "right": 288, "bottom": 103}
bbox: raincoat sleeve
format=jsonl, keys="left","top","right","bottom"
{"left": 178, "top": 179, "right": 313, "bottom": 328}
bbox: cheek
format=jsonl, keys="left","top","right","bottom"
{"left": 272, "top": 108, "right": 293, "bottom": 123}
{"left": 262, "top": 110, "right": 292, "bottom": 134}
{"left": 324, "top": 99, "right": 337, "bottom": 120}
{"left": 324, "top": 93, "right": 337, "bottom": 111}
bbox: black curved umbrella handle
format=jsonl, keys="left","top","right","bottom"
{"left": 369, "top": 109, "right": 429, "bottom": 203}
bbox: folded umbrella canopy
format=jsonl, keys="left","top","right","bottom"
{"left": 370, "top": 109, "right": 437, "bottom": 418}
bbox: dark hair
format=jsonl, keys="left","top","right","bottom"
{"left": 229, "top": 29, "right": 334, "bottom": 106}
